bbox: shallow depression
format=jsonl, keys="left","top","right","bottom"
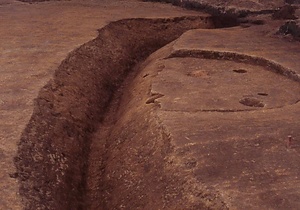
{"left": 152, "top": 57, "right": 300, "bottom": 112}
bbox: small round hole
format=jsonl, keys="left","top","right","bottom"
{"left": 258, "top": 93, "right": 268, "bottom": 96}
{"left": 239, "top": 97, "right": 265, "bottom": 107}
{"left": 233, "top": 69, "right": 247, "bottom": 73}
{"left": 251, "top": 20, "right": 265, "bottom": 25}
{"left": 187, "top": 70, "right": 209, "bottom": 78}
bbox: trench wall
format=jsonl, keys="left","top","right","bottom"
{"left": 15, "top": 16, "right": 215, "bottom": 209}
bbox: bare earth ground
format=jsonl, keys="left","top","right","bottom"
{"left": 1, "top": 0, "right": 300, "bottom": 209}
{"left": 153, "top": 27, "right": 300, "bottom": 209}
{"left": 0, "top": 1, "right": 202, "bottom": 209}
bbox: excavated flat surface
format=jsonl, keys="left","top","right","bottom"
{"left": 147, "top": 26, "right": 300, "bottom": 209}
{"left": 2, "top": 0, "right": 300, "bottom": 209}
{"left": 0, "top": 1, "right": 204, "bottom": 209}
{"left": 154, "top": 57, "right": 300, "bottom": 111}
{"left": 82, "top": 23, "right": 300, "bottom": 209}
{"left": 173, "top": 27, "right": 300, "bottom": 71}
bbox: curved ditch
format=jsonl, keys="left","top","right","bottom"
{"left": 167, "top": 49, "right": 300, "bottom": 82}
{"left": 167, "top": 49, "right": 300, "bottom": 88}
{"left": 13, "top": 16, "right": 227, "bottom": 210}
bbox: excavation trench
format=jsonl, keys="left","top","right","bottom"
{"left": 14, "top": 16, "right": 230, "bottom": 210}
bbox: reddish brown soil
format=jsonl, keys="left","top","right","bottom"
{"left": 15, "top": 16, "right": 215, "bottom": 210}
{"left": 0, "top": 1, "right": 207, "bottom": 209}
{"left": 2, "top": 0, "right": 300, "bottom": 210}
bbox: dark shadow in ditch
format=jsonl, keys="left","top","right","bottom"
{"left": 14, "top": 16, "right": 223, "bottom": 210}
{"left": 233, "top": 69, "right": 247, "bottom": 73}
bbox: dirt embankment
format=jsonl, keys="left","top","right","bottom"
{"left": 143, "top": 0, "right": 285, "bottom": 16}
{"left": 143, "top": 0, "right": 300, "bottom": 40}
{"left": 14, "top": 16, "right": 221, "bottom": 210}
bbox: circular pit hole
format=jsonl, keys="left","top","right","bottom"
{"left": 233, "top": 69, "right": 247, "bottom": 73}
{"left": 239, "top": 97, "right": 265, "bottom": 107}
{"left": 187, "top": 70, "right": 209, "bottom": 78}
{"left": 258, "top": 92, "right": 268, "bottom": 96}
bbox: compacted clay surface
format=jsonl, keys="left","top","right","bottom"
{"left": 1, "top": 0, "right": 300, "bottom": 209}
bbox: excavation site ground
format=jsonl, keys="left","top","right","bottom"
{"left": 1, "top": 0, "right": 300, "bottom": 209}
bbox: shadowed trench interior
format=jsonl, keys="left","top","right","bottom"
{"left": 14, "top": 16, "right": 242, "bottom": 209}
